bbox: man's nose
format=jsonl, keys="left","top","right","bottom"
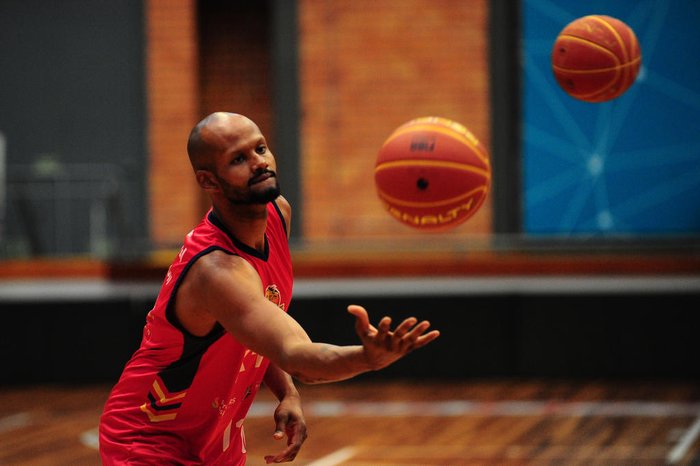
{"left": 251, "top": 153, "right": 269, "bottom": 169}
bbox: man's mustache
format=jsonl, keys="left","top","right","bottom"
{"left": 249, "top": 169, "right": 276, "bottom": 186}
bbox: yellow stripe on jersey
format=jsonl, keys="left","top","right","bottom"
{"left": 140, "top": 403, "right": 178, "bottom": 423}
{"left": 152, "top": 379, "right": 188, "bottom": 404}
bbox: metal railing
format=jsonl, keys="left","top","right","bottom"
{"left": 2, "top": 160, "right": 135, "bottom": 259}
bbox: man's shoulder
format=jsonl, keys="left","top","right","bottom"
{"left": 193, "top": 248, "right": 249, "bottom": 276}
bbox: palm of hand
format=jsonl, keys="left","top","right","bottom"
{"left": 348, "top": 305, "right": 440, "bottom": 371}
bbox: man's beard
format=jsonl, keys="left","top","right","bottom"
{"left": 217, "top": 171, "right": 281, "bottom": 205}
{"left": 247, "top": 181, "right": 281, "bottom": 204}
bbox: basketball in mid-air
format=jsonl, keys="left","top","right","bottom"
{"left": 551, "top": 15, "right": 641, "bottom": 103}
{"left": 374, "top": 116, "right": 490, "bottom": 231}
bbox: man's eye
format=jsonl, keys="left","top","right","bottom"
{"left": 256, "top": 145, "right": 267, "bottom": 155}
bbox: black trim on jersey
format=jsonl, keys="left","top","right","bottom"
{"left": 271, "top": 200, "right": 288, "bottom": 237}
{"left": 164, "top": 245, "right": 232, "bottom": 337}
{"left": 146, "top": 392, "right": 182, "bottom": 412}
{"left": 160, "top": 245, "right": 230, "bottom": 393}
{"left": 208, "top": 210, "right": 270, "bottom": 261}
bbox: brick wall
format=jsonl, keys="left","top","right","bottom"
{"left": 146, "top": 0, "right": 491, "bottom": 249}
{"left": 146, "top": 0, "right": 201, "bottom": 248}
{"left": 298, "top": 0, "right": 492, "bottom": 242}
{"left": 146, "top": 1, "right": 273, "bottom": 249}
{"left": 198, "top": 2, "right": 274, "bottom": 149}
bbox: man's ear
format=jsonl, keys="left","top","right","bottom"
{"left": 196, "top": 170, "right": 219, "bottom": 191}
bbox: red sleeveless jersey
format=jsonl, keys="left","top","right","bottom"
{"left": 100, "top": 201, "right": 293, "bottom": 465}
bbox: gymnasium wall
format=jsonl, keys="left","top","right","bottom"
{"left": 0, "top": 0, "right": 148, "bottom": 257}
{"left": 145, "top": 0, "right": 493, "bottom": 250}
{"left": 298, "top": 0, "right": 491, "bottom": 242}
{"left": 2, "top": 1, "right": 698, "bottom": 255}
{"left": 140, "top": 0, "right": 700, "bottom": 254}
{"left": 146, "top": 0, "right": 279, "bottom": 246}
{"left": 145, "top": 0, "right": 201, "bottom": 247}
{"left": 0, "top": 1, "right": 699, "bottom": 387}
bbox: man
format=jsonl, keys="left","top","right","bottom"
{"left": 99, "top": 112, "right": 440, "bottom": 465}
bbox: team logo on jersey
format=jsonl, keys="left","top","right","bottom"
{"left": 265, "top": 284, "right": 285, "bottom": 310}
{"left": 212, "top": 396, "right": 237, "bottom": 417}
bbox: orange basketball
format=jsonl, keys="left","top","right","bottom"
{"left": 552, "top": 15, "right": 641, "bottom": 102}
{"left": 374, "top": 116, "right": 490, "bottom": 231}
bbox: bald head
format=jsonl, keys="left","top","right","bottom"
{"left": 187, "top": 112, "right": 261, "bottom": 171}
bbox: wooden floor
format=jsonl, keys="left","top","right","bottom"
{"left": 1, "top": 379, "right": 699, "bottom": 466}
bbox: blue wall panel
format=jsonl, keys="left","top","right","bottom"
{"left": 522, "top": 0, "right": 700, "bottom": 236}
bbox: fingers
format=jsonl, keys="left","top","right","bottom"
{"left": 348, "top": 304, "right": 369, "bottom": 334}
{"left": 395, "top": 319, "right": 440, "bottom": 352}
{"left": 264, "top": 424, "right": 307, "bottom": 464}
{"left": 393, "top": 317, "right": 417, "bottom": 338}
{"left": 348, "top": 305, "right": 379, "bottom": 339}
{"left": 416, "top": 329, "right": 441, "bottom": 347}
{"left": 264, "top": 445, "right": 296, "bottom": 464}
{"left": 378, "top": 316, "right": 392, "bottom": 331}
{"left": 387, "top": 316, "right": 415, "bottom": 351}
{"left": 273, "top": 411, "right": 288, "bottom": 439}
{"left": 264, "top": 443, "right": 299, "bottom": 464}
{"left": 405, "top": 322, "right": 440, "bottom": 350}
{"left": 350, "top": 305, "right": 440, "bottom": 352}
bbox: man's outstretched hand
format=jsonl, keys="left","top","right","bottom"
{"left": 347, "top": 304, "right": 440, "bottom": 371}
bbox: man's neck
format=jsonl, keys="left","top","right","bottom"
{"left": 212, "top": 202, "right": 269, "bottom": 253}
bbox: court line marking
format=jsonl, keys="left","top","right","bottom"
{"left": 247, "top": 399, "right": 700, "bottom": 418}
{"left": 77, "top": 426, "right": 359, "bottom": 463}
{"left": 667, "top": 415, "right": 700, "bottom": 464}
{"left": 0, "top": 412, "right": 32, "bottom": 433}
{"left": 304, "top": 446, "right": 357, "bottom": 466}
{"left": 357, "top": 444, "right": 670, "bottom": 461}
{"left": 79, "top": 427, "right": 99, "bottom": 450}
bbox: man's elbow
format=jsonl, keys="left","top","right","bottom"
{"left": 276, "top": 342, "right": 333, "bottom": 384}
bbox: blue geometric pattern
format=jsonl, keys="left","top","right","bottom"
{"left": 522, "top": 0, "right": 700, "bottom": 236}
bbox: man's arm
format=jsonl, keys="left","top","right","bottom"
{"left": 262, "top": 364, "right": 307, "bottom": 463}
{"left": 184, "top": 251, "right": 439, "bottom": 383}
{"left": 264, "top": 364, "right": 301, "bottom": 404}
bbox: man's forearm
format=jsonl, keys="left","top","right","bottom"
{"left": 264, "top": 363, "right": 300, "bottom": 400}
{"left": 281, "top": 343, "right": 373, "bottom": 385}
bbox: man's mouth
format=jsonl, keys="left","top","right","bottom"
{"left": 249, "top": 170, "right": 276, "bottom": 186}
